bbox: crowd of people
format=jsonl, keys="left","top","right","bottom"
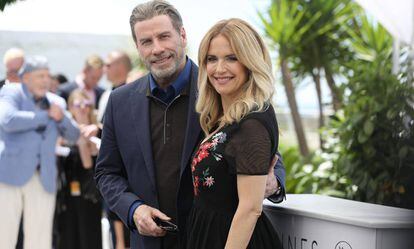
{"left": 0, "top": 48, "right": 141, "bottom": 249}
{"left": 0, "top": 1, "right": 287, "bottom": 249}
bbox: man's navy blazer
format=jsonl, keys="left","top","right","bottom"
{"left": 95, "top": 61, "right": 285, "bottom": 249}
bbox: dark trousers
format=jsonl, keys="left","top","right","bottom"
{"left": 56, "top": 196, "right": 102, "bottom": 249}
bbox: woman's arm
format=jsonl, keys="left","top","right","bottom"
{"left": 225, "top": 175, "right": 267, "bottom": 249}
{"left": 77, "top": 136, "right": 93, "bottom": 169}
{"left": 114, "top": 220, "right": 126, "bottom": 249}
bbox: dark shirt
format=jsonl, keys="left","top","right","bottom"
{"left": 148, "top": 84, "right": 189, "bottom": 249}
{"left": 149, "top": 58, "right": 191, "bottom": 105}
{"left": 128, "top": 59, "right": 192, "bottom": 249}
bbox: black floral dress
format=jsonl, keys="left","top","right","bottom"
{"left": 186, "top": 106, "right": 282, "bottom": 249}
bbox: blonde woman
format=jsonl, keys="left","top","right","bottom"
{"left": 186, "top": 19, "right": 282, "bottom": 249}
{"left": 56, "top": 89, "right": 102, "bottom": 249}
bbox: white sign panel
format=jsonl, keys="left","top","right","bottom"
{"left": 263, "top": 194, "right": 414, "bottom": 249}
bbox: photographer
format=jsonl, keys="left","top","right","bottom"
{"left": 0, "top": 56, "right": 80, "bottom": 249}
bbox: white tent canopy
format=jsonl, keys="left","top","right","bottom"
{"left": 354, "top": 0, "right": 414, "bottom": 45}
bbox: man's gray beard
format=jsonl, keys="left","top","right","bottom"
{"left": 147, "top": 52, "right": 184, "bottom": 83}
{"left": 150, "top": 62, "right": 178, "bottom": 81}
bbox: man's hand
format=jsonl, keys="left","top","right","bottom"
{"left": 48, "top": 104, "right": 64, "bottom": 122}
{"left": 264, "top": 154, "right": 279, "bottom": 198}
{"left": 133, "top": 204, "right": 170, "bottom": 237}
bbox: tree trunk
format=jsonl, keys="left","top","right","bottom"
{"left": 311, "top": 69, "right": 324, "bottom": 149}
{"left": 280, "top": 58, "right": 310, "bottom": 156}
{"left": 324, "top": 65, "right": 342, "bottom": 111}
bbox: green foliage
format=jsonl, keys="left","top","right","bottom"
{"left": 1, "top": 0, "right": 19, "bottom": 11}
{"left": 343, "top": 14, "right": 393, "bottom": 70}
{"left": 261, "top": 0, "right": 414, "bottom": 209}
{"left": 327, "top": 15, "right": 414, "bottom": 208}
{"left": 258, "top": 0, "right": 322, "bottom": 59}
{"left": 280, "top": 144, "right": 353, "bottom": 198}
{"left": 290, "top": 0, "right": 354, "bottom": 78}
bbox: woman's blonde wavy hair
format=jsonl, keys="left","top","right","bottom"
{"left": 196, "top": 18, "right": 274, "bottom": 136}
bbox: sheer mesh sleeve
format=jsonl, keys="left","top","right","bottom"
{"left": 224, "top": 119, "right": 272, "bottom": 175}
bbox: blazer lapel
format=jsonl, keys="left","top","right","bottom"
{"left": 180, "top": 64, "right": 201, "bottom": 177}
{"left": 130, "top": 77, "right": 157, "bottom": 190}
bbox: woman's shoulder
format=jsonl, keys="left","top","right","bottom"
{"left": 223, "top": 106, "right": 277, "bottom": 175}
{"left": 224, "top": 104, "right": 276, "bottom": 132}
{"left": 239, "top": 104, "right": 279, "bottom": 154}
{"left": 247, "top": 103, "right": 275, "bottom": 117}
{"left": 242, "top": 104, "right": 277, "bottom": 131}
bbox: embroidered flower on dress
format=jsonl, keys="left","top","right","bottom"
{"left": 191, "top": 131, "right": 227, "bottom": 195}
{"left": 212, "top": 132, "right": 227, "bottom": 143}
{"left": 193, "top": 176, "right": 200, "bottom": 196}
{"left": 204, "top": 176, "right": 215, "bottom": 187}
{"left": 197, "top": 149, "right": 210, "bottom": 162}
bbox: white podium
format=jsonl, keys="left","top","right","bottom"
{"left": 263, "top": 194, "right": 414, "bottom": 249}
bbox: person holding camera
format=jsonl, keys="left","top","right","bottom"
{"left": 0, "top": 56, "right": 80, "bottom": 249}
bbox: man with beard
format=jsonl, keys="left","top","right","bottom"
{"left": 95, "top": 1, "right": 286, "bottom": 249}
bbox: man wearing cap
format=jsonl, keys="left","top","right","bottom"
{"left": 0, "top": 56, "right": 80, "bottom": 249}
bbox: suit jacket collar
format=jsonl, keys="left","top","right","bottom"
{"left": 128, "top": 60, "right": 201, "bottom": 191}
{"left": 179, "top": 61, "right": 201, "bottom": 177}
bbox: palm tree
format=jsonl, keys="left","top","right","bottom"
{"left": 289, "top": 0, "right": 354, "bottom": 147}
{"left": 259, "top": 0, "right": 319, "bottom": 156}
